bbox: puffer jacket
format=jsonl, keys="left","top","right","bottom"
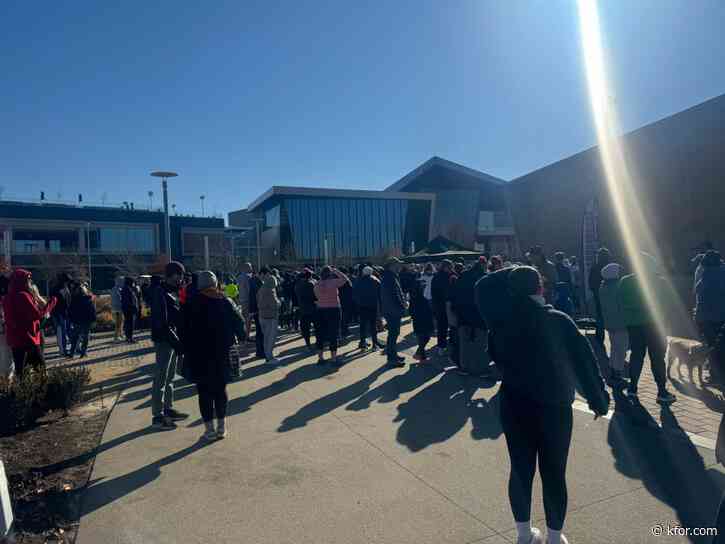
{"left": 257, "top": 276, "right": 281, "bottom": 320}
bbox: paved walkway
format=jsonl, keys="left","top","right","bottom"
{"left": 76, "top": 323, "right": 725, "bottom": 543}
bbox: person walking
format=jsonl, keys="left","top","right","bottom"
{"left": 50, "top": 273, "right": 72, "bottom": 356}
{"left": 182, "top": 271, "right": 245, "bottom": 441}
{"left": 410, "top": 273, "right": 434, "bottom": 362}
{"left": 121, "top": 277, "right": 139, "bottom": 343}
{"left": 451, "top": 257, "right": 490, "bottom": 376}
{"left": 432, "top": 260, "right": 453, "bottom": 355}
{"left": 589, "top": 247, "right": 611, "bottom": 345}
{"left": 295, "top": 268, "right": 317, "bottom": 351}
{"left": 354, "top": 266, "right": 384, "bottom": 351}
{"left": 150, "top": 261, "right": 189, "bottom": 430}
{"left": 3, "top": 269, "right": 57, "bottom": 376}
{"left": 257, "top": 272, "right": 281, "bottom": 365}
{"left": 695, "top": 250, "right": 725, "bottom": 385}
{"left": 68, "top": 282, "right": 96, "bottom": 358}
{"left": 598, "top": 263, "right": 629, "bottom": 388}
{"left": 619, "top": 254, "right": 677, "bottom": 404}
{"left": 250, "top": 268, "right": 266, "bottom": 359}
{"left": 237, "top": 263, "right": 254, "bottom": 343}
{"left": 313, "top": 266, "right": 349, "bottom": 366}
{"left": 111, "top": 276, "right": 125, "bottom": 343}
{"left": 380, "top": 258, "right": 407, "bottom": 368}
{"left": 492, "top": 266, "right": 609, "bottom": 544}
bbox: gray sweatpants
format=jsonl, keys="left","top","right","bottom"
{"left": 153, "top": 341, "right": 178, "bottom": 417}
{"left": 260, "top": 318, "right": 279, "bottom": 361}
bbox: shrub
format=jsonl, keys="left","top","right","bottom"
{"left": 45, "top": 366, "right": 91, "bottom": 412}
{"left": 0, "top": 366, "right": 91, "bottom": 435}
{"left": 0, "top": 372, "right": 48, "bottom": 435}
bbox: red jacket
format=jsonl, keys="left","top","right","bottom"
{"left": 3, "top": 269, "right": 57, "bottom": 349}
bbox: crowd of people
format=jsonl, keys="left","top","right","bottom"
{"left": 4, "top": 240, "right": 725, "bottom": 544}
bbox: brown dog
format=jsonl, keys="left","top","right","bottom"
{"left": 665, "top": 337, "right": 709, "bottom": 385}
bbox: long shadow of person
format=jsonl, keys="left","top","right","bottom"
{"left": 345, "top": 364, "right": 441, "bottom": 412}
{"left": 607, "top": 396, "right": 725, "bottom": 543}
{"left": 79, "top": 440, "right": 211, "bottom": 517}
{"left": 276, "top": 365, "right": 394, "bottom": 432}
{"left": 395, "top": 372, "right": 501, "bottom": 452}
{"left": 669, "top": 376, "right": 725, "bottom": 414}
{"left": 224, "top": 362, "right": 337, "bottom": 419}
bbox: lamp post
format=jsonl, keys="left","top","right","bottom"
{"left": 148, "top": 190, "right": 154, "bottom": 210}
{"left": 87, "top": 222, "right": 92, "bottom": 289}
{"left": 200, "top": 195, "right": 206, "bottom": 217}
{"left": 150, "top": 171, "right": 178, "bottom": 260}
{"left": 251, "top": 218, "right": 264, "bottom": 271}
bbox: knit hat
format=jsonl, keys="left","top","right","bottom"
{"left": 197, "top": 270, "right": 218, "bottom": 290}
{"left": 600, "top": 263, "right": 622, "bottom": 280}
{"left": 165, "top": 261, "right": 186, "bottom": 278}
{"left": 362, "top": 266, "right": 373, "bottom": 276}
{"left": 508, "top": 266, "right": 542, "bottom": 296}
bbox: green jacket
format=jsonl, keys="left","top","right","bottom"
{"left": 618, "top": 272, "right": 670, "bottom": 328}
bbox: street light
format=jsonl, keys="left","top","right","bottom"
{"left": 150, "top": 171, "right": 178, "bottom": 260}
{"left": 200, "top": 195, "right": 206, "bottom": 217}
{"left": 251, "top": 218, "right": 264, "bottom": 272}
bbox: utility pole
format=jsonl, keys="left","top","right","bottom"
{"left": 150, "top": 171, "right": 178, "bottom": 260}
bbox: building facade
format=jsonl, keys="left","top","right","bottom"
{"left": 0, "top": 200, "right": 226, "bottom": 290}
{"left": 386, "top": 157, "right": 517, "bottom": 256}
{"left": 231, "top": 187, "right": 435, "bottom": 266}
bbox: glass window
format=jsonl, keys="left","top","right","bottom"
{"left": 12, "top": 229, "right": 78, "bottom": 253}
{"left": 265, "top": 205, "right": 281, "bottom": 228}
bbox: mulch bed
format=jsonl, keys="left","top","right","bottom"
{"left": 0, "top": 404, "right": 109, "bottom": 543}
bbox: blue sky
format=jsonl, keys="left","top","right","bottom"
{"left": 1, "top": 0, "right": 723, "bottom": 219}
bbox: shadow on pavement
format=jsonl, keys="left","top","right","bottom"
{"left": 80, "top": 440, "right": 212, "bottom": 518}
{"left": 607, "top": 394, "right": 725, "bottom": 543}
{"left": 395, "top": 372, "right": 502, "bottom": 452}
{"left": 277, "top": 365, "right": 397, "bottom": 432}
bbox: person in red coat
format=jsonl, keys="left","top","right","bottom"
{"left": 3, "top": 269, "right": 57, "bottom": 376}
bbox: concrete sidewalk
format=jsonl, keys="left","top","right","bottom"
{"left": 79, "top": 325, "right": 725, "bottom": 544}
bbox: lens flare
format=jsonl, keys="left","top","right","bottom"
{"left": 577, "top": 0, "right": 689, "bottom": 341}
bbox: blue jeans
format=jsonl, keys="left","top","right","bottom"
{"left": 69, "top": 323, "right": 90, "bottom": 357}
{"left": 54, "top": 315, "right": 69, "bottom": 355}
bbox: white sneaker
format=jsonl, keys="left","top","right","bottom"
{"left": 217, "top": 427, "right": 228, "bottom": 439}
{"left": 518, "top": 527, "right": 544, "bottom": 544}
{"left": 546, "top": 534, "right": 568, "bottom": 544}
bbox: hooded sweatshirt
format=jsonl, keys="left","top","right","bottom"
{"left": 3, "top": 269, "right": 58, "bottom": 348}
{"left": 257, "top": 276, "right": 281, "bottom": 320}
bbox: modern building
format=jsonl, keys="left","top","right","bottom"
{"left": 0, "top": 200, "right": 226, "bottom": 290}
{"left": 507, "top": 93, "right": 725, "bottom": 335}
{"left": 386, "top": 157, "right": 517, "bottom": 256}
{"left": 230, "top": 187, "right": 435, "bottom": 266}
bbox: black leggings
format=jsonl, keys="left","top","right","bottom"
{"left": 12, "top": 345, "right": 45, "bottom": 376}
{"left": 123, "top": 310, "right": 136, "bottom": 341}
{"left": 500, "top": 388, "right": 573, "bottom": 531}
{"left": 197, "top": 383, "right": 228, "bottom": 421}
{"left": 628, "top": 322, "right": 667, "bottom": 392}
{"left": 434, "top": 305, "right": 448, "bottom": 348}
{"left": 316, "top": 307, "right": 341, "bottom": 351}
{"left": 300, "top": 313, "right": 315, "bottom": 346}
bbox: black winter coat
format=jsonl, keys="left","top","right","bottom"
{"left": 151, "top": 283, "right": 182, "bottom": 350}
{"left": 380, "top": 270, "right": 405, "bottom": 319}
{"left": 69, "top": 293, "right": 96, "bottom": 326}
{"left": 353, "top": 275, "right": 381, "bottom": 310}
{"left": 410, "top": 279, "right": 434, "bottom": 337}
{"left": 182, "top": 291, "right": 245, "bottom": 387}
{"left": 294, "top": 278, "right": 317, "bottom": 316}
{"left": 431, "top": 271, "right": 452, "bottom": 310}
{"left": 121, "top": 285, "right": 139, "bottom": 314}
{"left": 451, "top": 266, "right": 487, "bottom": 329}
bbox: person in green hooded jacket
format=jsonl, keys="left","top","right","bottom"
{"left": 618, "top": 253, "right": 676, "bottom": 405}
